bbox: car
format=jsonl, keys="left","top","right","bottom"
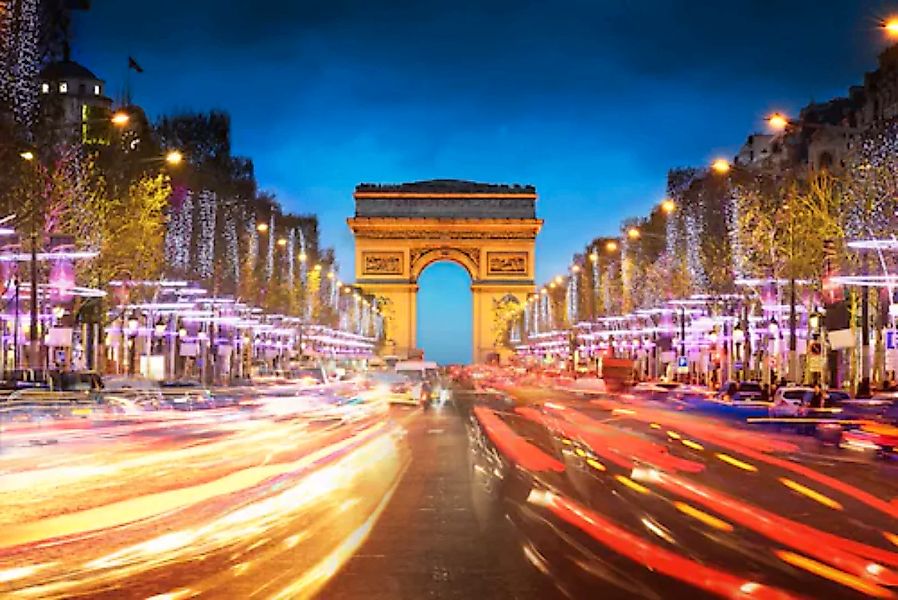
{"left": 802, "top": 389, "right": 851, "bottom": 419}
{"left": 287, "top": 366, "right": 329, "bottom": 386}
{"left": 670, "top": 384, "right": 717, "bottom": 403}
{"left": 717, "top": 381, "right": 765, "bottom": 404}
{"left": 102, "top": 377, "right": 166, "bottom": 410}
{"left": 395, "top": 360, "right": 439, "bottom": 384}
{"left": 370, "top": 371, "right": 424, "bottom": 406}
{"left": 842, "top": 422, "right": 898, "bottom": 457}
{"left": 4, "top": 389, "right": 95, "bottom": 419}
{"left": 769, "top": 386, "right": 814, "bottom": 417}
{"left": 0, "top": 369, "right": 51, "bottom": 392}
{"left": 840, "top": 392, "right": 898, "bottom": 421}
{"left": 631, "top": 381, "right": 682, "bottom": 402}
{"left": 160, "top": 381, "right": 216, "bottom": 410}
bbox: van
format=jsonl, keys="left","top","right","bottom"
{"left": 395, "top": 360, "right": 439, "bottom": 384}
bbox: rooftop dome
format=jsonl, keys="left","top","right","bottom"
{"left": 40, "top": 60, "right": 100, "bottom": 81}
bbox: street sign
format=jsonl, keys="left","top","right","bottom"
{"left": 808, "top": 355, "right": 825, "bottom": 373}
{"left": 734, "top": 361, "right": 743, "bottom": 370}
{"left": 677, "top": 355, "right": 688, "bottom": 374}
{"left": 886, "top": 330, "right": 898, "bottom": 350}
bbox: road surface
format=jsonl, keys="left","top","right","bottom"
{"left": 2, "top": 381, "right": 898, "bottom": 598}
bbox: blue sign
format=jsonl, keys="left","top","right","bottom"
{"left": 734, "top": 361, "right": 744, "bottom": 370}
{"left": 887, "top": 330, "right": 898, "bottom": 350}
{"left": 677, "top": 356, "right": 688, "bottom": 368}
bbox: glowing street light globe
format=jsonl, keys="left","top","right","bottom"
{"left": 111, "top": 111, "right": 130, "bottom": 127}
{"left": 711, "top": 158, "right": 731, "bottom": 174}
{"left": 767, "top": 112, "right": 789, "bottom": 132}
{"left": 884, "top": 17, "right": 898, "bottom": 38}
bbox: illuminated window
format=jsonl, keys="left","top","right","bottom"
{"left": 93, "top": 84, "right": 100, "bottom": 95}
{"left": 59, "top": 82, "right": 68, "bottom": 93}
{"left": 41, "top": 82, "right": 49, "bottom": 93}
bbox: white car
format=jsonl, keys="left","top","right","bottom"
{"left": 769, "top": 386, "right": 814, "bottom": 417}
{"left": 370, "top": 372, "right": 424, "bottom": 406}
{"left": 632, "top": 381, "right": 682, "bottom": 402}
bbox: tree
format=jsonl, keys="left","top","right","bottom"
{"left": 77, "top": 172, "right": 170, "bottom": 288}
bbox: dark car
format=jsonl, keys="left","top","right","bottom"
{"left": 718, "top": 381, "right": 763, "bottom": 403}
{"left": 0, "top": 369, "right": 51, "bottom": 392}
{"left": 839, "top": 392, "right": 898, "bottom": 421}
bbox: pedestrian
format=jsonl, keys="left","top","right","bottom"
{"left": 857, "top": 377, "right": 872, "bottom": 399}
{"left": 809, "top": 384, "right": 824, "bottom": 409}
{"left": 760, "top": 383, "right": 770, "bottom": 403}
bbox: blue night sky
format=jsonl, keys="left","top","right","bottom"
{"left": 74, "top": 1, "right": 893, "bottom": 363}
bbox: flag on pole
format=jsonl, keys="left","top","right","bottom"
{"left": 128, "top": 57, "right": 144, "bottom": 73}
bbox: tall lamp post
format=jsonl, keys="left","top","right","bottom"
{"left": 19, "top": 151, "right": 40, "bottom": 368}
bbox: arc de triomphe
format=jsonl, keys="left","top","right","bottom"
{"left": 348, "top": 180, "right": 542, "bottom": 363}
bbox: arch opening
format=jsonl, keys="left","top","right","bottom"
{"left": 416, "top": 261, "right": 472, "bottom": 365}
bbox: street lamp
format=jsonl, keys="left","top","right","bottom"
{"left": 884, "top": 17, "right": 898, "bottom": 38}
{"left": 766, "top": 112, "right": 789, "bottom": 132}
{"left": 661, "top": 199, "right": 676, "bottom": 214}
{"left": 627, "top": 227, "right": 641, "bottom": 240}
{"left": 256, "top": 222, "right": 269, "bottom": 233}
{"left": 711, "top": 158, "right": 731, "bottom": 174}
{"left": 19, "top": 150, "right": 35, "bottom": 161}
{"left": 298, "top": 252, "right": 308, "bottom": 263}
{"left": 605, "top": 240, "right": 619, "bottom": 252}
{"left": 589, "top": 251, "right": 599, "bottom": 262}
{"left": 732, "top": 324, "right": 745, "bottom": 344}
{"left": 276, "top": 237, "right": 288, "bottom": 248}
{"left": 110, "top": 111, "right": 131, "bottom": 127}
{"left": 165, "top": 150, "right": 183, "bottom": 165}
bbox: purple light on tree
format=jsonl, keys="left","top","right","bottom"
{"left": 48, "top": 235, "right": 76, "bottom": 303}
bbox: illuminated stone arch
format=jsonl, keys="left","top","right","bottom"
{"left": 410, "top": 247, "right": 479, "bottom": 281}
{"left": 348, "top": 180, "right": 542, "bottom": 363}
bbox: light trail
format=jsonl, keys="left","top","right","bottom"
{"left": 0, "top": 385, "right": 408, "bottom": 599}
